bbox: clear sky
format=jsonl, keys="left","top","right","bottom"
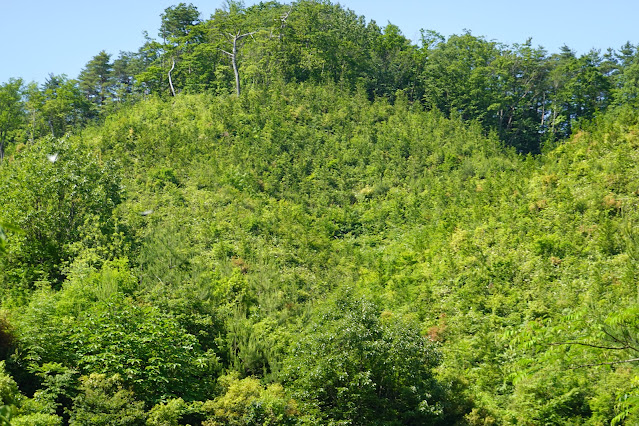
{"left": 1, "top": 0, "right": 637, "bottom": 85}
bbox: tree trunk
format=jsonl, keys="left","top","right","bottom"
{"left": 0, "top": 133, "right": 5, "bottom": 162}
{"left": 168, "top": 58, "right": 176, "bottom": 97}
{"left": 220, "top": 31, "right": 256, "bottom": 97}
{"left": 232, "top": 37, "right": 241, "bottom": 96}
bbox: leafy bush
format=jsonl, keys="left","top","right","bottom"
{"left": 202, "top": 372, "right": 297, "bottom": 425}
{"left": 68, "top": 373, "right": 145, "bottom": 426}
{"left": 0, "top": 136, "right": 123, "bottom": 294}
{"left": 15, "top": 286, "right": 220, "bottom": 406}
{"left": 282, "top": 290, "right": 446, "bottom": 424}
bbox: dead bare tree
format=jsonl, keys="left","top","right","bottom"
{"left": 219, "top": 30, "right": 257, "bottom": 96}
{"left": 168, "top": 58, "right": 176, "bottom": 96}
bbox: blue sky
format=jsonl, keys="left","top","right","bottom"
{"left": 1, "top": 0, "right": 637, "bottom": 85}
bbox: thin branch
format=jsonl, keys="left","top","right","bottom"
{"left": 223, "top": 31, "right": 257, "bottom": 42}
{"left": 601, "top": 328, "right": 639, "bottom": 353}
{"left": 238, "top": 31, "right": 258, "bottom": 41}
{"left": 569, "top": 357, "right": 639, "bottom": 370}
{"left": 601, "top": 327, "right": 626, "bottom": 344}
{"left": 550, "top": 341, "right": 630, "bottom": 351}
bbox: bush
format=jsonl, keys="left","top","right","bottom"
{"left": 282, "top": 290, "right": 446, "bottom": 425}
{"left": 68, "top": 373, "right": 145, "bottom": 426}
{"left": 15, "top": 290, "right": 220, "bottom": 406}
{"left": 202, "top": 372, "right": 298, "bottom": 426}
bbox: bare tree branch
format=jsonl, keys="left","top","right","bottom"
{"left": 280, "top": 5, "right": 292, "bottom": 28}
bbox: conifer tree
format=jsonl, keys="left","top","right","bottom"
{"left": 78, "top": 50, "right": 113, "bottom": 106}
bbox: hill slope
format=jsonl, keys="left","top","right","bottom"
{"left": 1, "top": 85, "right": 639, "bottom": 423}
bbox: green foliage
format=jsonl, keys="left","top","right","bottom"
{"left": 0, "top": 362, "right": 66, "bottom": 425}
{"left": 612, "top": 375, "right": 639, "bottom": 425}
{"left": 146, "top": 398, "right": 188, "bottom": 426}
{"left": 0, "top": 226, "right": 6, "bottom": 257}
{"left": 25, "top": 363, "right": 78, "bottom": 423}
{"left": 0, "top": 78, "right": 25, "bottom": 160}
{"left": 159, "top": 3, "right": 201, "bottom": 42}
{"left": 0, "top": 311, "right": 16, "bottom": 363}
{"left": 3, "top": 2, "right": 632, "bottom": 152}
{"left": 0, "top": 80, "right": 635, "bottom": 422}
{"left": 40, "top": 75, "right": 93, "bottom": 137}
{"left": 0, "top": 221, "right": 21, "bottom": 259}
{"left": 10, "top": 413, "right": 62, "bottom": 426}
{"left": 202, "top": 372, "right": 298, "bottom": 425}
{"left": 14, "top": 276, "right": 220, "bottom": 405}
{"left": 0, "top": 136, "right": 123, "bottom": 294}
{"left": 0, "top": 405, "right": 13, "bottom": 426}
{"left": 68, "top": 373, "right": 145, "bottom": 426}
{"left": 282, "top": 290, "right": 445, "bottom": 424}
{"left": 0, "top": 361, "right": 20, "bottom": 408}
{"left": 78, "top": 51, "right": 113, "bottom": 108}
{"left": 1, "top": 9, "right": 639, "bottom": 421}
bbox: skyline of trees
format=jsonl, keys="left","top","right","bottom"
{"left": 1, "top": 1, "right": 638, "bottom": 156}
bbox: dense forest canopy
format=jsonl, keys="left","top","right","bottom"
{"left": 1, "top": 1, "right": 639, "bottom": 424}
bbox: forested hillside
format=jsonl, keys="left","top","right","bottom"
{"left": 1, "top": 1, "right": 639, "bottom": 424}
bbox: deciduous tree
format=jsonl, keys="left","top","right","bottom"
{"left": 0, "top": 78, "right": 25, "bottom": 160}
